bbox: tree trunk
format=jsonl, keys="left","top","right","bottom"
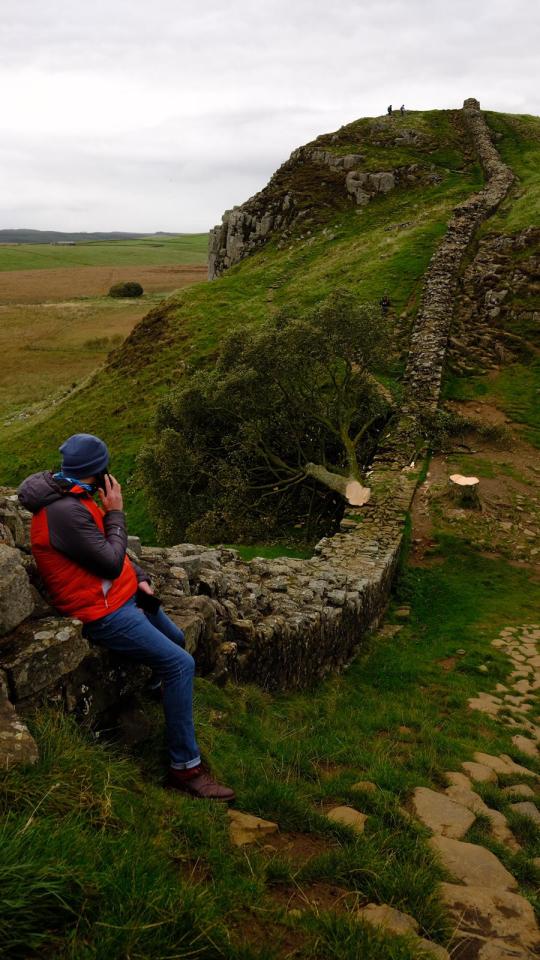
{"left": 305, "top": 463, "right": 371, "bottom": 506}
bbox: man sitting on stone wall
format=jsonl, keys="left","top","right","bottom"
{"left": 18, "top": 433, "right": 235, "bottom": 802}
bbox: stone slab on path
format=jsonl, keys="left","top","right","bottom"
{"left": 357, "top": 903, "right": 450, "bottom": 959}
{"left": 429, "top": 836, "right": 518, "bottom": 890}
{"left": 412, "top": 786, "right": 476, "bottom": 838}
{"left": 326, "top": 805, "right": 367, "bottom": 834}
{"left": 462, "top": 761, "right": 498, "bottom": 784}
{"left": 228, "top": 809, "right": 279, "bottom": 846}
{"left": 511, "top": 734, "right": 538, "bottom": 758}
{"left": 440, "top": 882, "right": 540, "bottom": 958}
{"left": 502, "top": 784, "right": 536, "bottom": 799}
{"left": 468, "top": 692, "right": 503, "bottom": 716}
{"left": 473, "top": 752, "right": 538, "bottom": 781}
{"left": 357, "top": 902, "right": 419, "bottom": 935}
{"left": 510, "top": 801, "right": 540, "bottom": 825}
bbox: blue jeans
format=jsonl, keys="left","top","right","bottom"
{"left": 84, "top": 596, "right": 200, "bottom": 770}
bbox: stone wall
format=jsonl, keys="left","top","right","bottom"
{"left": 448, "top": 226, "right": 539, "bottom": 377}
{"left": 0, "top": 100, "right": 515, "bottom": 767}
{"left": 400, "top": 99, "right": 514, "bottom": 415}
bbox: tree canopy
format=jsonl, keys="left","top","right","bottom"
{"left": 139, "top": 291, "right": 394, "bottom": 544}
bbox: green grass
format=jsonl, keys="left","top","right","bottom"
{"left": 444, "top": 360, "right": 540, "bottom": 450}
{"left": 0, "top": 234, "right": 208, "bottom": 271}
{"left": 1, "top": 531, "right": 539, "bottom": 957}
{"left": 484, "top": 112, "right": 540, "bottom": 233}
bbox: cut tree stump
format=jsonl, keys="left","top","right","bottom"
{"left": 448, "top": 474, "right": 481, "bottom": 509}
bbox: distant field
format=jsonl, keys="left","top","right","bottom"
{"left": 0, "top": 233, "right": 208, "bottom": 271}
{"left": 0, "top": 264, "right": 206, "bottom": 303}
{"left": 0, "top": 236, "right": 208, "bottom": 422}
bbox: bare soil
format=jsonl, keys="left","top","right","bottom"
{"left": 410, "top": 395, "right": 540, "bottom": 571}
{"left": 269, "top": 881, "right": 360, "bottom": 915}
{"left": 259, "top": 830, "right": 336, "bottom": 866}
{"left": 0, "top": 264, "right": 207, "bottom": 303}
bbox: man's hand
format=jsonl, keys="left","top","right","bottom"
{"left": 137, "top": 580, "right": 154, "bottom": 595}
{"left": 98, "top": 474, "right": 124, "bottom": 513}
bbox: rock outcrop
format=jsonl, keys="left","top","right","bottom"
{"left": 208, "top": 144, "right": 441, "bottom": 279}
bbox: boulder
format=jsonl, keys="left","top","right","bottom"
{"left": 412, "top": 786, "right": 475, "bottom": 838}
{"left": 351, "top": 780, "right": 377, "bottom": 793}
{"left": 429, "top": 836, "right": 517, "bottom": 890}
{"left": 368, "top": 171, "right": 395, "bottom": 193}
{"left": 1, "top": 618, "right": 88, "bottom": 700}
{"left": 0, "top": 543, "right": 34, "bottom": 635}
{"left": 511, "top": 734, "right": 537, "bottom": 758}
{"left": 509, "top": 801, "right": 540, "bottom": 825}
{"left": 461, "top": 760, "right": 498, "bottom": 783}
{"left": 169, "top": 611, "right": 205, "bottom": 655}
{"left": 501, "top": 783, "right": 535, "bottom": 799}
{"left": 357, "top": 902, "right": 419, "bottom": 935}
{"left": 473, "top": 752, "right": 538, "bottom": 780}
{"left": 327, "top": 805, "right": 367, "bottom": 834}
{"left": 440, "top": 882, "right": 540, "bottom": 957}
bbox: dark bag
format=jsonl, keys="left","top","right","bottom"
{"left": 135, "top": 588, "right": 162, "bottom": 615}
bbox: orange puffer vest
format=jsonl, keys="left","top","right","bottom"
{"left": 31, "top": 495, "right": 138, "bottom": 623}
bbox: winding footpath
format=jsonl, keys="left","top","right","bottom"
{"left": 230, "top": 623, "right": 540, "bottom": 958}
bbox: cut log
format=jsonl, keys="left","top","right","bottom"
{"left": 449, "top": 474, "right": 480, "bottom": 509}
{"left": 305, "top": 463, "right": 371, "bottom": 506}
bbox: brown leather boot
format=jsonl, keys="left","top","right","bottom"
{"left": 168, "top": 765, "right": 235, "bottom": 802}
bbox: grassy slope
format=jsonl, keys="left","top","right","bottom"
{"left": 444, "top": 112, "right": 540, "bottom": 447}
{"left": 0, "top": 110, "right": 482, "bottom": 540}
{"left": 0, "top": 234, "right": 208, "bottom": 271}
{"left": 2, "top": 534, "right": 538, "bottom": 959}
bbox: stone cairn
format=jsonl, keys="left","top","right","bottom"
{"left": 0, "top": 100, "right": 515, "bottom": 770}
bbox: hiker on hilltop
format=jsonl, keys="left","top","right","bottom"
{"left": 18, "top": 433, "right": 235, "bottom": 803}
{"left": 387, "top": 104, "right": 393, "bottom": 116}
{"left": 400, "top": 104, "right": 405, "bottom": 115}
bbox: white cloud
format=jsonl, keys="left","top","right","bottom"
{"left": 0, "top": 0, "right": 538, "bottom": 231}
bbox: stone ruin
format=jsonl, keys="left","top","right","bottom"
{"left": 0, "top": 100, "right": 516, "bottom": 768}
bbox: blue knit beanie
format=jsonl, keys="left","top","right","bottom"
{"left": 59, "top": 434, "right": 109, "bottom": 479}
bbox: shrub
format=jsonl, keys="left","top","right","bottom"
{"left": 108, "top": 281, "right": 143, "bottom": 298}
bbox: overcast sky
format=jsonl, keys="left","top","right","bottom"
{"left": 1, "top": 0, "right": 538, "bottom": 233}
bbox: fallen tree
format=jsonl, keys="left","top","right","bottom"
{"left": 139, "top": 291, "right": 395, "bottom": 543}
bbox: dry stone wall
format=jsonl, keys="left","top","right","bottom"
{"left": 0, "top": 100, "right": 516, "bottom": 767}
{"left": 401, "top": 99, "right": 514, "bottom": 416}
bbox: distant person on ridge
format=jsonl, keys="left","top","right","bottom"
{"left": 18, "top": 433, "right": 235, "bottom": 803}
{"left": 400, "top": 104, "right": 405, "bottom": 115}
{"left": 387, "top": 104, "right": 393, "bottom": 116}
{"left": 379, "top": 293, "right": 391, "bottom": 316}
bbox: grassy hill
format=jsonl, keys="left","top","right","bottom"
{"left": 0, "top": 109, "right": 538, "bottom": 542}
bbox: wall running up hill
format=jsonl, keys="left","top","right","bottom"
{"left": 0, "top": 101, "right": 514, "bottom": 768}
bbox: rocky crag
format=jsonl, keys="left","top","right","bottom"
{"left": 0, "top": 100, "right": 517, "bottom": 769}
{"left": 208, "top": 131, "right": 442, "bottom": 279}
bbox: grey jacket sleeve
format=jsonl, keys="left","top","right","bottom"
{"left": 46, "top": 499, "right": 129, "bottom": 580}
{"left": 131, "top": 561, "right": 151, "bottom": 584}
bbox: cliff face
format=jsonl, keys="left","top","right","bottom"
{"left": 208, "top": 117, "right": 448, "bottom": 279}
